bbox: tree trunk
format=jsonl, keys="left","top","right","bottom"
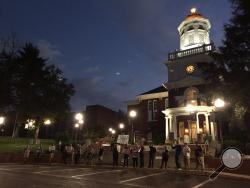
{"left": 35, "top": 126, "right": 40, "bottom": 144}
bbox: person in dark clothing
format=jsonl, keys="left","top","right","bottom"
{"left": 132, "top": 145, "right": 139, "bottom": 168}
{"left": 98, "top": 146, "right": 104, "bottom": 162}
{"left": 172, "top": 140, "right": 182, "bottom": 169}
{"left": 160, "top": 146, "right": 169, "bottom": 169}
{"left": 61, "top": 144, "right": 67, "bottom": 164}
{"left": 112, "top": 144, "right": 119, "bottom": 167}
{"left": 148, "top": 145, "right": 156, "bottom": 168}
{"left": 195, "top": 142, "right": 204, "bottom": 170}
{"left": 139, "top": 145, "right": 144, "bottom": 168}
{"left": 74, "top": 144, "right": 81, "bottom": 165}
{"left": 123, "top": 144, "right": 130, "bottom": 167}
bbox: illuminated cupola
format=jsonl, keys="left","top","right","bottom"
{"left": 178, "top": 8, "right": 211, "bottom": 50}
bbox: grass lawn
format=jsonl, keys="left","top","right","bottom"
{"left": 0, "top": 136, "right": 54, "bottom": 153}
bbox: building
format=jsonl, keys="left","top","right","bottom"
{"left": 84, "top": 104, "right": 126, "bottom": 131}
{"left": 128, "top": 8, "right": 222, "bottom": 144}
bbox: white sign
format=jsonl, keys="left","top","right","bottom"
{"left": 117, "top": 135, "right": 129, "bottom": 145}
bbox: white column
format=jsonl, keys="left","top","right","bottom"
{"left": 196, "top": 113, "right": 200, "bottom": 134}
{"left": 205, "top": 113, "right": 209, "bottom": 134}
{"left": 169, "top": 116, "right": 173, "bottom": 132}
{"left": 211, "top": 122, "right": 215, "bottom": 140}
{"left": 173, "top": 115, "right": 177, "bottom": 139}
{"left": 165, "top": 117, "right": 169, "bottom": 141}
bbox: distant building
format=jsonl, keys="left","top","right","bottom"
{"left": 128, "top": 8, "right": 222, "bottom": 144}
{"left": 84, "top": 105, "right": 126, "bottom": 131}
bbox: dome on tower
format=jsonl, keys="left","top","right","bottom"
{"left": 178, "top": 8, "right": 211, "bottom": 50}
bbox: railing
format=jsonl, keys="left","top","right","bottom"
{"left": 168, "top": 43, "right": 214, "bottom": 61}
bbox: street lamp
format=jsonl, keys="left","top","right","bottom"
{"left": 119, "top": 123, "right": 124, "bottom": 129}
{"left": 75, "top": 113, "right": 83, "bottom": 121}
{"left": 0, "top": 116, "right": 5, "bottom": 125}
{"left": 111, "top": 129, "right": 116, "bottom": 134}
{"left": 74, "top": 123, "right": 80, "bottom": 128}
{"left": 44, "top": 119, "right": 51, "bottom": 125}
{"left": 129, "top": 110, "right": 137, "bottom": 144}
{"left": 214, "top": 98, "right": 225, "bottom": 108}
{"left": 109, "top": 127, "right": 113, "bottom": 132}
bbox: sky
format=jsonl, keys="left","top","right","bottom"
{"left": 0, "top": 0, "right": 232, "bottom": 111}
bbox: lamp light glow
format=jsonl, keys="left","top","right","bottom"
{"left": 214, "top": 98, "right": 225, "bottom": 108}
{"left": 129, "top": 110, "right": 137, "bottom": 118}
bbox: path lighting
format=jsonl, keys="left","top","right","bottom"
{"left": 186, "top": 104, "right": 195, "bottom": 113}
{"left": 119, "top": 123, "right": 125, "bottom": 129}
{"left": 44, "top": 119, "right": 51, "bottom": 125}
{"left": 214, "top": 98, "right": 225, "bottom": 108}
{"left": 0, "top": 117, "right": 5, "bottom": 125}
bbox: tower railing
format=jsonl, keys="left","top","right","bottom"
{"left": 168, "top": 43, "right": 215, "bottom": 61}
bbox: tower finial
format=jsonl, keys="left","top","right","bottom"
{"left": 190, "top": 7, "right": 197, "bottom": 14}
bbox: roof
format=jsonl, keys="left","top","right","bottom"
{"left": 139, "top": 85, "right": 167, "bottom": 95}
{"left": 185, "top": 13, "right": 204, "bottom": 21}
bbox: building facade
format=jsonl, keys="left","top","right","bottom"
{"left": 128, "top": 8, "right": 222, "bottom": 144}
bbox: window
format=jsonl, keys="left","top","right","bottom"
{"left": 189, "top": 35, "right": 194, "bottom": 45}
{"left": 184, "top": 87, "right": 199, "bottom": 105}
{"left": 148, "top": 100, "right": 152, "bottom": 121}
{"left": 153, "top": 100, "right": 157, "bottom": 120}
{"left": 199, "top": 34, "right": 204, "bottom": 43}
{"left": 165, "top": 98, "right": 169, "bottom": 109}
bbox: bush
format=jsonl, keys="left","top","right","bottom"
{"left": 223, "top": 139, "right": 245, "bottom": 153}
{"left": 55, "top": 131, "right": 70, "bottom": 144}
{"left": 245, "top": 143, "right": 250, "bottom": 155}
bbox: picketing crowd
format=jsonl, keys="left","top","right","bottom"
{"left": 111, "top": 140, "right": 205, "bottom": 171}
{"left": 23, "top": 140, "right": 205, "bottom": 171}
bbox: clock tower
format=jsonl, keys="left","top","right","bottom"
{"left": 162, "top": 8, "right": 220, "bottom": 144}
{"left": 166, "top": 8, "right": 214, "bottom": 87}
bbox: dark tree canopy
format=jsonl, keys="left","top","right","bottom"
{"left": 199, "top": 0, "right": 250, "bottom": 135}
{"left": 0, "top": 42, "right": 75, "bottom": 123}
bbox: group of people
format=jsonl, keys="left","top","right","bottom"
{"left": 111, "top": 141, "right": 205, "bottom": 171}
{"left": 23, "top": 143, "right": 56, "bottom": 165}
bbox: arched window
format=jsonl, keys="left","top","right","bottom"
{"left": 184, "top": 87, "right": 199, "bottom": 105}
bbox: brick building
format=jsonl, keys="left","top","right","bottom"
{"left": 128, "top": 8, "right": 222, "bottom": 145}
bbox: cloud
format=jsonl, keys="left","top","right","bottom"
{"left": 70, "top": 76, "right": 137, "bottom": 111}
{"left": 84, "top": 66, "right": 100, "bottom": 73}
{"left": 37, "top": 39, "right": 61, "bottom": 61}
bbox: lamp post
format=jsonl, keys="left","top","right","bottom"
{"left": 0, "top": 116, "right": 5, "bottom": 126}
{"left": 74, "top": 112, "right": 84, "bottom": 142}
{"left": 214, "top": 98, "right": 226, "bottom": 143}
{"left": 129, "top": 110, "right": 137, "bottom": 144}
{"left": 119, "top": 123, "right": 125, "bottom": 134}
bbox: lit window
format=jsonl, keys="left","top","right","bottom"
{"left": 165, "top": 98, "right": 169, "bottom": 109}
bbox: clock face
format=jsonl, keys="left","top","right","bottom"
{"left": 186, "top": 65, "right": 195, "bottom": 74}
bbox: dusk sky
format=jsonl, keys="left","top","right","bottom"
{"left": 0, "top": 0, "right": 232, "bottom": 111}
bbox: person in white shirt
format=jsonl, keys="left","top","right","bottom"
{"left": 183, "top": 143, "right": 191, "bottom": 169}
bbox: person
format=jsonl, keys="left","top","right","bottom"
{"left": 195, "top": 142, "right": 205, "bottom": 171}
{"left": 148, "top": 144, "right": 156, "bottom": 168}
{"left": 98, "top": 145, "right": 104, "bottom": 162}
{"left": 23, "top": 145, "right": 31, "bottom": 164}
{"left": 139, "top": 145, "right": 144, "bottom": 168}
{"left": 172, "top": 140, "right": 182, "bottom": 170}
{"left": 123, "top": 144, "right": 130, "bottom": 167}
{"left": 48, "top": 143, "right": 56, "bottom": 165}
{"left": 61, "top": 143, "right": 68, "bottom": 164}
{"left": 160, "top": 146, "right": 169, "bottom": 169}
{"left": 183, "top": 143, "right": 191, "bottom": 169}
{"left": 132, "top": 145, "right": 139, "bottom": 168}
{"left": 74, "top": 144, "right": 81, "bottom": 165}
{"left": 112, "top": 144, "right": 119, "bottom": 167}
{"left": 36, "top": 144, "right": 43, "bottom": 162}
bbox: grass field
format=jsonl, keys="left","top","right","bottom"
{"left": 0, "top": 136, "right": 54, "bottom": 153}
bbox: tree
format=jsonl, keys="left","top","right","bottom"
{"left": 199, "top": 0, "right": 250, "bottom": 139}
{"left": 0, "top": 42, "right": 75, "bottom": 141}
